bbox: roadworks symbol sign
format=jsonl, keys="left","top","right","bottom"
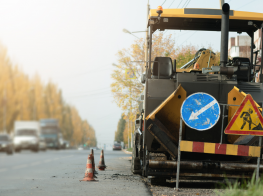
{"left": 225, "top": 94, "right": 263, "bottom": 136}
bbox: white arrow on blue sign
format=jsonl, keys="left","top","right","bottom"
{"left": 180, "top": 93, "right": 221, "bottom": 131}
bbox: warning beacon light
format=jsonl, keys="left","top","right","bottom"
{"left": 156, "top": 6, "right": 163, "bottom": 21}
{"left": 156, "top": 6, "right": 163, "bottom": 15}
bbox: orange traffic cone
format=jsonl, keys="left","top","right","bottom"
{"left": 80, "top": 154, "right": 97, "bottom": 182}
{"left": 91, "top": 149, "right": 98, "bottom": 175}
{"left": 98, "top": 149, "right": 106, "bottom": 171}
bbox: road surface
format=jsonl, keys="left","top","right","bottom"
{"left": 0, "top": 149, "right": 151, "bottom": 196}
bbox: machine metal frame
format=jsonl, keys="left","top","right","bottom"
{"left": 132, "top": 3, "right": 263, "bottom": 181}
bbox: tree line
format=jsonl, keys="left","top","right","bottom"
{"left": 0, "top": 44, "right": 96, "bottom": 146}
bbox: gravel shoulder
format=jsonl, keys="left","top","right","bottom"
{"left": 143, "top": 179, "right": 224, "bottom": 196}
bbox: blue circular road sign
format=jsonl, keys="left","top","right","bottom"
{"left": 180, "top": 93, "right": 220, "bottom": 131}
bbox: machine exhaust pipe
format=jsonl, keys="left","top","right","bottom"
{"left": 220, "top": 3, "right": 230, "bottom": 67}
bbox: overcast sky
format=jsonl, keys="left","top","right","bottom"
{"left": 0, "top": 0, "right": 262, "bottom": 147}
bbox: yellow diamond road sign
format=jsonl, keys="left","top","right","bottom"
{"left": 225, "top": 94, "right": 263, "bottom": 136}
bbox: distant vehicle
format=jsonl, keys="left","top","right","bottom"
{"left": 58, "top": 133, "right": 64, "bottom": 149}
{"left": 13, "top": 121, "right": 40, "bottom": 152}
{"left": 63, "top": 140, "right": 70, "bottom": 149}
{"left": 39, "top": 136, "right": 47, "bottom": 151}
{"left": 0, "top": 133, "right": 14, "bottom": 155}
{"left": 78, "top": 146, "right": 84, "bottom": 150}
{"left": 90, "top": 146, "right": 98, "bottom": 151}
{"left": 113, "top": 143, "right": 122, "bottom": 151}
{"left": 40, "top": 119, "right": 63, "bottom": 150}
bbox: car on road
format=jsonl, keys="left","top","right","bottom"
{"left": 63, "top": 140, "right": 70, "bottom": 149}
{"left": 89, "top": 146, "right": 99, "bottom": 151}
{"left": 78, "top": 146, "right": 84, "bottom": 150}
{"left": 112, "top": 143, "right": 122, "bottom": 151}
{"left": 0, "top": 133, "right": 14, "bottom": 155}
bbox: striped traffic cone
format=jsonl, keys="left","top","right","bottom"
{"left": 91, "top": 149, "right": 98, "bottom": 175}
{"left": 80, "top": 154, "right": 97, "bottom": 182}
{"left": 98, "top": 149, "right": 106, "bottom": 171}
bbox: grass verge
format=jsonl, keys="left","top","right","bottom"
{"left": 217, "top": 173, "right": 263, "bottom": 196}
{"left": 126, "top": 148, "right": 133, "bottom": 152}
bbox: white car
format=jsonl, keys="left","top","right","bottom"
{"left": 78, "top": 146, "right": 84, "bottom": 150}
{"left": 13, "top": 121, "right": 40, "bottom": 152}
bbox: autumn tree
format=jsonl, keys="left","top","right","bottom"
{"left": 114, "top": 114, "right": 126, "bottom": 142}
{"left": 0, "top": 43, "right": 96, "bottom": 146}
{"left": 111, "top": 33, "right": 180, "bottom": 145}
{"left": 111, "top": 33, "right": 179, "bottom": 139}
{"left": 175, "top": 45, "right": 198, "bottom": 67}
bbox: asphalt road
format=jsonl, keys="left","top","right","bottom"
{"left": 0, "top": 149, "right": 151, "bottom": 196}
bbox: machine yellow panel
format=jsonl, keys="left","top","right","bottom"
{"left": 146, "top": 84, "right": 187, "bottom": 142}
{"left": 180, "top": 141, "right": 193, "bottom": 152}
{"left": 204, "top": 143, "right": 215, "bottom": 154}
{"left": 226, "top": 144, "right": 238, "bottom": 156}
{"left": 249, "top": 146, "right": 261, "bottom": 157}
{"left": 149, "top": 9, "right": 263, "bottom": 21}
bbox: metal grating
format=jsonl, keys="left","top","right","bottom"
{"left": 196, "top": 74, "right": 218, "bottom": 81}
{"left": 237, "top": 82, "right": 261, "bottom": 93}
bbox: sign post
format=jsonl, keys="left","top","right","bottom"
{"left": 176, "top": 92, "right": 221, "bottom": 191}
{"left": 256, "top": 103, "right": 263, "bottom": 181}
{"left": 175, "top": 118, "right": 182, "bottom": 191}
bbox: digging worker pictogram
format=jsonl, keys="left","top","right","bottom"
{"left": 240, "top": 108, "right": 253, "bottom": 130}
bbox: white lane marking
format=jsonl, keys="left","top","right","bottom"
{"left": 189, "top": 100, "right": 217, "bottom": 120}
{"left": 13, "top": 164, "right": 28, "bottom": 169}
{"left": 0, "top": 168, "right": 7, "bottom": 173}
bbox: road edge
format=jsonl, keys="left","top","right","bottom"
{"left": 122, "top": 149, "right": 132, "bottom": 154}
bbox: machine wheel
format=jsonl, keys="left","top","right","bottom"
{"left": 6, "top": 148, "right": 13, "bottom": 155}
{"left": 131, "top": 139, "right": 142, "bottom": 175}
{"left": 32, "top": 146, "right": 39, "bottom": 153}
{"left": 150, "top": 177, "right": 167, "bottom": 185}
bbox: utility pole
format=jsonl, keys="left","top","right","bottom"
{"left": 220, "top": 0, "right": 225, "bottom": 8}
{"left": 3, "top": 89, "right": 6, "bottom": 132}
{"left": 131, "top": 121, "right": 133, "bottom": 148}
{"left": 128, "top": 117, "right": 130, "bottom": 148}
{"left": 20, "top": 100, "right": 23, "bottom": 120}
{"left": 145, "top": 0, "right": 150, "bottom": 73}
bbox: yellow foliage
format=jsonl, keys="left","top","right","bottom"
{"left": 0, "top": 43, "right": 96, "bottom": 146}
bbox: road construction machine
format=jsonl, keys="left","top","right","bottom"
{"left": 178, "top": 48, "right": 218, "bottom": 73}
{"left": 131, "top": 3, "right": 263, "bottom": 182}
